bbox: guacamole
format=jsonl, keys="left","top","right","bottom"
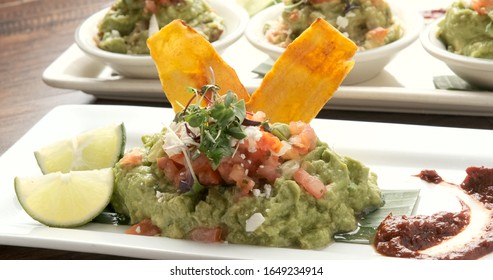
{"left": 437, "top": 1, "right": 493, "bottom": 59}
{"left": 110, "top": 91, "right": 383, "bottom": 249}
{"left": 265, "top": 0, "right": 402, "bottom": 50}
{"left": 97, "top": 0, "right": 224, "bottom": 54}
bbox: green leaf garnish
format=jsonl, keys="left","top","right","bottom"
{"left": 334, "top": 189, "right": 420, "bottom": 244}
{"left": 175, "top": 86, "right": 254, "bottom": 169}
{"left": 92, "top": 210, "right": 130, "bottom": 225}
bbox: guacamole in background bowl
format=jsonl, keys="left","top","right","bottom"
{"left": 264, "top": 0, "right": 402, "bottom": 51}
{"left": 437, "top": 0, "right": 493, "bottom": 59}
{"left": 245, "top": 0, "right": 424, "bottom": 84}
{"left": 97, "top": 0, "right": 225, "bottom": 55}
{"left": 421, "top": 16, "right": 493, "bottom": 91}
{"left": 74, "top": 0, "right": 248, "bottom": 78}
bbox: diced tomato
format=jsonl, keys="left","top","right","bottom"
{"left": 225, "top": 164, "right": 255, "bottom": 195}
{"left": 293, "top": 168, "right": 327, "bottom": 199}
{"left": 239, "top": 177, "right": 256, "bottom": 195}
{"left": 246, "top": 111, "right": 266, "bottom": 122}
{"left": 119, "top": 149, "right": 143, "bottom": 168}
{"left": 229, "top": 163, "right": 246, "bottom": 182}
{"left": 365, "top": 27, "right": 389, "bottom": 48}
{"left": 217, "top": 158, "right": 235, "bottom": 184}
{"left": 256, "top": 155, "right": 281, "bottom": 183}
{"left": 188, "top": 227, "right": 223, "bottom": 243}
{"left": 288, "top": 10, "right": 301, "bottom": 22}
{"left": 244, "top": 149, "right": 266, "bottom": 167}
{"left": 197, "top": 169, "right": 222, "bottom": 186}
{"left": 157, "top": 156, "right": 184, "bottom": 187}
{"left": 258, "top": 131, "right": 283, "bottom": 154}
{"left": 192, "top": 154, "right": 222, "bottom": 186}
{"left": 287, "top": 121, "right": 317, "bottom": 156}
{"left": 125, "top": 218, "right": 161, "bottom": 236}
{"left": 288, "top": 121, "right": 305, "bottom": 135}
{"left": 170, "top": 153, "right": 185, "bottom": 166}
{"left": 472, "top": 0, "right": 493, "bottom": 15}
{"left": 144, "top": 0, "right": 158, "bottom": 14}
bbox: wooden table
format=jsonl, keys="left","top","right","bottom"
{"left": 1, "top": 0, "right": 493, "bottom": 259}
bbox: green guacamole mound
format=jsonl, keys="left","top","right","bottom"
{"left": 111, "top": 128, "right": 383, "bottom": 249}
{"left": 437, "top": 2, "right": 493, "bottom": 59}
{"left": 97, "top": 0, "right": 224, "bottom": 54}
{"left": 265, "top": 0, "right": 402, "bottom": 50}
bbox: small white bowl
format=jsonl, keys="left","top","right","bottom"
{"left": 421, "top": 18, "right": 493, "bottom": 90}
{"left": 75, "top": 0, "right": 249, "bottom": 79}
{"left": 244, "top": 2, "right": 424, "bottom": 85}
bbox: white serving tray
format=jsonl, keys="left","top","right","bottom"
{"left": 1, "top": 105, "right": 493, "bottom": 259}
{"left": 42, "top": 0, "right": 493, "bottom": 116}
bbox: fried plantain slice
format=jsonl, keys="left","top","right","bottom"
{"left": 246, "top": 18, "right": 357, "bottom": 123}
{"left": 147, "top": 20, "right": 249, "bottom": 112}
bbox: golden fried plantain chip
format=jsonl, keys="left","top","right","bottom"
{"left": 246, "top": 18, "right": 357, "bottom": 123}
{"left": 147, "top": 20, "right": 249, "bottom": 112}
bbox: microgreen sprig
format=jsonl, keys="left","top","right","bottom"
{"left": 343, "top": 0, "right": 359, "bottom": 15}
{"left": 175, "top": 85, "right": 253, "bottom": 169}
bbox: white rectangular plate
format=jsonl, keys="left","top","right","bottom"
{"left": 1, "top": 105, "right": 492, "bottom": 259}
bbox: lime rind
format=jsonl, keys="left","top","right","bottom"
{"left": 17, "top": 122, "right": 126, "bottom": 228}
{"left": 34, "top": 123, "right": 126, "bottom": 174}
{"left": 14, "top": 168, "right": 114, "bottom": 228}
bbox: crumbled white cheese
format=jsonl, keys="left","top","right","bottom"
{"left": 251, "top": 184, "right": 272, "bottom": 198}
{"left": 136, "top": 226, "right": 141, "bottom": 234}
{"left": 252, "top": 189, "right": 261, "bottom": 197}
{"left": 243, "top": 126, "right": 263, "bottom": 153}
{"left": 336, "top": 16, "right": 349, "bottom": 29}
{"left": 156, "top": 190, "right": 165, "bottom": 203}
{"left": 111, "top": 30, "right": 120, "bottom": 37}
{"left": 264, "top": 184, "right": 272, "bottom": 198}
{"left": 230, "top": 138, "right": 239, "bottom": 148}
{"left": 245, "top": 213, "right": 265, "bottom": 232}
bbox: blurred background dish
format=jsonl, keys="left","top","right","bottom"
{"left": 75, "top": 0, "right": 249, "bottom": 79}
{"left": 421, "top": 18, "right": 493, "bottom": 91}
{"left": 244, "top": 0, "right": 424, "bottom": 85}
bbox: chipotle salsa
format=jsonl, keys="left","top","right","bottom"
{"left": 374, "top": 167, "right": 493, "bottom": 260}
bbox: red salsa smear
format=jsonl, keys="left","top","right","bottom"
{"left": 415, "top": 169, "right": 443, "bottom": 184}
{"left": 461, "top": 166, "right": 493, "bottom": 209}
{"left": 374, "top": 167, "right": 493, "bottom": 259}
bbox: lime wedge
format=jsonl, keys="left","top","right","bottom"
{"left": 14, "top": 168, "right": 114, "bottom": 227}
{"left": 236, "top": 0, "right": 280, "bottom": 16}
{"left": 34, "top": 123, "right": 125, "bottom": 174}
